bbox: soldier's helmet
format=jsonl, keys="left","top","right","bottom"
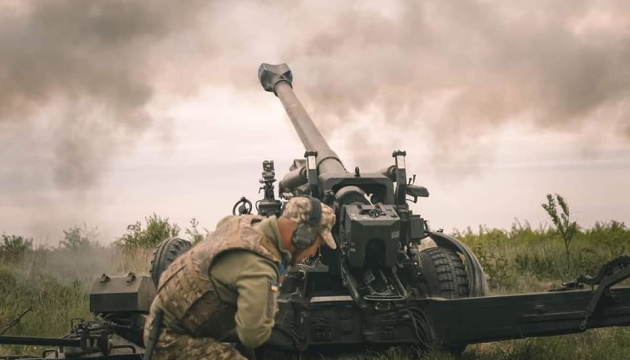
{"left": 281, "top": 197, "right": 337, "bottom": 249}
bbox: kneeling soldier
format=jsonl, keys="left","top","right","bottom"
{"left": 144, "top": 196, "right": 336, "bottom": 359}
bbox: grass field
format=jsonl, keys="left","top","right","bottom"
{"left": 1, "top": 219, "right": 630, "bottom": 359}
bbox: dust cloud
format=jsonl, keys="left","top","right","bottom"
{"left": 1, "top": 0, "right": 628, "bottom": 237}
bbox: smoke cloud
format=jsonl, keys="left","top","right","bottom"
{"left": 163, "top": 0, "right": 630, "bottom": 167}
{"left": 281, "top": 0, "right": 630, "bottom": 166}
{"left": 0, "top": 0, "right": 205, "bottom": 189}
{"left": 1, "top": 0, "right": 629, "bottom": 236}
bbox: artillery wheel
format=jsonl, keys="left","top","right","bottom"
{"left": 150, "top": 237, "right": 193, "bottom": 288}
{"left": 418, "top": 246, "right": 470, "bottom": 299}
{"left": 417, "top": 246, "right": 470, "bottom": 356}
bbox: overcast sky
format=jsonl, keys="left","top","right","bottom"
{"left": 1, "top": 0, "right": 629, "bottom": 245}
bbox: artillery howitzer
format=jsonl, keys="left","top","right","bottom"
{"left": 3, "top": 63, "right": 630, "bottom": 359}
{"left": 248, "top": 63, "right": 630, "bottom": 353}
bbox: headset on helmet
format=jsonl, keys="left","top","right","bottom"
{"left": 291, "top": 196, "right": 322, "bottom": 249}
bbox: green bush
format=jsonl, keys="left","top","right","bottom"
{"left": 185, "top": 218, "right": 209, "bottom": 245}
{"left": 0, "top": 234, "right": 33, "bottom": 262}
{"left": 117, "top": 214, "right": 181, "bottom": 248}
{"left": 583, "top": 220, "right": 630, "bottom": 258}
{"left": 542, "top": 194, "right": 578, "bottom": 274}
{"left": 59, "top": 224, "right": 99, "bottom": 252}
{"left": 473, "top": 243, "right": 511, "bottom": 289}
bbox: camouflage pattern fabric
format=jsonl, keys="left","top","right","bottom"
{"left": 145, "top": 199, "right": 337, "bottom": 359}
{"left": 281, "top": 196, "right": 337, "bottom": 249}
{"left": 155, "top": 215, "right": 282, "bottom": 337}
{"left": 149, "top": 329, "right": 247, "bottom": 360}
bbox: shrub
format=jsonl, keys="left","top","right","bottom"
{"left": 0, "top": 234, "right": 33, "bottom": 261}
{"left": 541, "top": 194, "right": 578, "bottom": 275}
{"left": 117, "top": 214, "right": 180, "bottom": 248}
{"left": 583, "top": 220, "right": 630, "bottom": 259}
{"left": 473, "top": 243, "right": 511, "bottom": 289}
{"left": 58, "top": 224, "right": 99, "bottom": 252}
{"left": 185, "top": 218, "right": 209, "bottom": 245}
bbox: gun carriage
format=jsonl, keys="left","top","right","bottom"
{"left": 2, "top": 63, "right": 630, "bottom": 359}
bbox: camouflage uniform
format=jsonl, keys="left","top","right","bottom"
{"left": 144, "top": 197, "right": 336, "bottom": 360}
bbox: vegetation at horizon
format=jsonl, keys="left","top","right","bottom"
{"left": 1, "top": 195, "right": 630, "bottom": 359}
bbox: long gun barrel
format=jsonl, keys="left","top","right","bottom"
{"left": 258, "top": 63, "right": 346, "bottom": 175}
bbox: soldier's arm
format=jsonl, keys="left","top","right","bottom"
{"left": 215, "top": 252, "right": 279, "bottom": 348}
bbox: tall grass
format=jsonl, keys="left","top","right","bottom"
{"left": 1, "top": 219, "right": 630, "bottom": 359}
{"left": 0, "top": 246, "right": 154, "bottom": 356}
{"left": 455, "top": 220, "right": 630, "bottom": 293}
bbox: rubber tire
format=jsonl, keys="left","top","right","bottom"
{"left": 418, "top": 246, "right": 470, "bottom": 299}
{"left": 150, "top": 237, "right": 193, "bottom": 288}
{"left": 418, "top": 247, "right": 470, "bottom": 356}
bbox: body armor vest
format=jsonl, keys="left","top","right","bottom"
{"left": 157, "top": 215, "right": 283, "bottom": 337}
